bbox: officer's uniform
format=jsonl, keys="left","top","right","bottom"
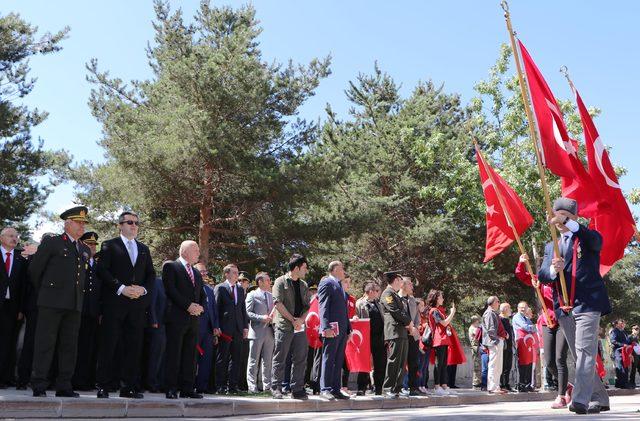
{"left": 379, "top": 271, "right": 412, "bottom": 395}
{"left": 72, "top": 232, "right": 102, "bottom": 390}
{"left": 29, "top": 206, "right": 91, "bottom": 395}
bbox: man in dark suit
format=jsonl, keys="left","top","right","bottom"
{"left": 163, "top": 241, "right": 206, "bottom": 399}
{"left": 96, "top": 211, "right": 155, "bottom": 399}
{"left": 538, "top": 197, "right": 611, "bottom": 414}
{"left": 195, "top": 262, "right": 219, "bottom": 394}
{"left": 72, "top": 232, "right": 102, "bottom": 390}
{"left": 29, "top": 206, "right": 91, "bottom": 397}
{"left": 213, "top": 263, "right": 248, "bottom": 394}
{"left": 609, "top": 319, "right": 631, "bottom": 389}
{"left": 0, "top": 226, "right": 28, "bottom": 387}
{"left": 144, "top": 273, "right": 167, "bottom": 393}
{"left": 318, "top": 261, "right": 352, "bottom": 401}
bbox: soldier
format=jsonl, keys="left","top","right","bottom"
{"left": 380, "top": 271, "right": 415, "bottom": 399}
{"left": 72, "top": 232, "right": 102, "bottom": 390}
{"left": 29, "top": 206, "right": 91, "bottom": 397}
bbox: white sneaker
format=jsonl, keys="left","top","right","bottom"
{"left": 446, "top": 388, "right": 457, "bottom": 395}
{"left": 434, "top": 387, "right": 448, "bottom": 396}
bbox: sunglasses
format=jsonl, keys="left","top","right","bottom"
{"left": 120, "top": 220, "right": 140, "bottom": 226}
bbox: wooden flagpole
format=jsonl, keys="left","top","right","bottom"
{"left": 500, "top": 0, "right": 570, "bottom": 306}
{"left": 474, "top": 140, "right": 554, "bottom": 327}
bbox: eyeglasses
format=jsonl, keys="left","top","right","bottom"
{"left": 120, "top": 221, "right": 140, "bottom": 226}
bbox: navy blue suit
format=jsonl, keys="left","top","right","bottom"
{"left": 196, "top": 284, "right": 219, "bottom": 392}
{"left": 145, "top": 277, "right": 166, "bottom": 391}
{"left": 610, "top": 327, "right": 631, "bottom": 388}
{"left": 318, "top": 276, "right": 351, "bottom": 393}
{"left": 538, "top": 224, "right": 611, "bottom": 318}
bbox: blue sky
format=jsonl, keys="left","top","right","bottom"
{"left": 6, "top": 1, "right": 640, "bottom": 234}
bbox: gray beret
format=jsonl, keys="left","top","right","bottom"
{"left": 553, "top": 197, "right": 578, "bottom": 215}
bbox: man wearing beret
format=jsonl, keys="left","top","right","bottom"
{"left": 96, "top": 211, "right": 155, "bottom": 399}
{"left": 72, "top": 232, "right": 102, "bottom": 390}
{"left": 29, "top": 206, "right": 91, "bottom": 397}
{"left": 538, "top": 197, "right": 611, "bottom": 415}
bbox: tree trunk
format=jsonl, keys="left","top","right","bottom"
{"left": 199, "top": 162, "right": 214, "bottom": 265}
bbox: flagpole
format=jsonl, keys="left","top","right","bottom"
{"left": 500, "top": 0, "right": 570, "bottom": 306}
{"left": 474, "top": 140, "right": 554, "bottom": 328}
{"left": 560, "top": 65, "right": 640, "bottom": 243}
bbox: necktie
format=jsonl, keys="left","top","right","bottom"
{"left": 4, "top": 252, "right": 10, "bottom": 275}
{"left": 126, "top": 240, "right": 135, "bottom": 265}
{"left": 233, "top": 284, "right": 237, "bottom": 305}
{"left": 265, "top": 291, "right": 271, "bottom": 311}
{"left": 185, "top": 263, "right": 195, "bottom": 287}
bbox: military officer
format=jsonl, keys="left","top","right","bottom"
{"left": 379, "top": 270, "right": 415, "bottom": 399}
{"left": 72, "top": 232, "right": 102, "bottom": 390}
{"left": 29, "top": 206, "right": 91, "bottom": 397}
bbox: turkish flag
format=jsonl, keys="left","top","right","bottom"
{"left": 575, "top": 89, "right": 636, "bottom": 275}
{"left": 305, "top": 297, "right": 322, "bottom": 349}
{"left": 596, "top": 352, "right": 606, "bottom": 379}
{"left": 516, "top": 328, "right": 538, "bottom": 366}
{"left": 446, "top": 325, "right": 467, "bottom": 366}
{"left": 345, "top": 319, "right": 371, "bottom": 372}
{"left": 476, "top": 145, "right": 534, "bottom": 262}
{"left": 622, "top": 344, "right": 634, "bottom": 369}
{"left": 519, "top": 40, "right": 599, "bottom": 217}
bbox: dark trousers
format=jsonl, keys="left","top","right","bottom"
{"left": 357, "top": 335, "right": 386, "bottom": 393}
{"left": 196, "top": 331, "right": 214, "bottom": 392}
{"left": 215, "top": 332, "right": 242, "bottom": 390}
{"left": 320, "top": 333, "right": 348, "bottom": 393}
{"left": 630, "top": 354, "right": 640, "bottom": 387}
{"left": 614, "top": 350, "right": 628, "bottom": 388}
{"left": 500, "top": 344, "right": 513, "bottom": 388}
{"left": 238, "top": 338, "right": 249, "bottom": 391}
{"left": 0, "top": 300, "right": 19, "bottom": 383}
{"left": 447, "top": 364, "right": 457, "bottom": 388}
{"left": 542, "top": 325, "right": 569, "bottom": 394}
{"left": 383, "top": 338, "right": 408, "bottom": 393}
{"left": 271, "top": 329, "right": 308, "bottom": 393}
{"left": 310, "top": 345, "right": 322, "bottom": 391}
{"left": 72, "top": 315, "right": 99, "bottom": 389}
{"left": 433, "top": 345, "right": 448, "bottom": 386}
{"left": 31, "top": 306, "right": 81, "bottom": 391}
{"left": 518, "top": 364, "right": 533, "bottom": 388}
{"left": 96, "top": 306, "right": 146, "bottom": 390}
{"left": 165, "top": 321, "right": 199, "bottom": 392}
{"left": 18, "top": 309, "right": 38, "bottom": 386}
{"left": 406, "top": 336, "right": 419, "bottom": 389}
{"left": 305, "top": 346, "right": 315, "bottom": 387}
{"left": 144, "top": 325, "right": 166, "bottom": 391}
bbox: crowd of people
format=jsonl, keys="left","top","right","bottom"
{"left": 0, "top": 197, "right": 636, "bottom": 415}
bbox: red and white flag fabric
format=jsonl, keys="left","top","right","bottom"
{"left": 516, "top": 328, "right": 539, "bottom": 365}
{"left": 574, "top": 89, "right": 636, "bottom": 275}
{"left": 345, "top": 319, "right": 371, "bottom": 372}
{"left": 305, "top": 297, "right": 322, "bottom": 349}
{"left": 476, "top": 145, "right": 534, "bottom": 262}
{"left": 519, "top": 40, "right": 599, "bottom": 217}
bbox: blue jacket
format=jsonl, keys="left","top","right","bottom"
{"left": 148, "top": 277, "right": 166, "bottom": 327}
{"left": 538, "top": 224, "right": 611, "bottom": 317}
{"left": 318, "top": 276, "right": 351, "bottom": 335}
{"left": 199, "top": 284, "right": 219, "bottom": 337}
{"left": 609, "top": 327, "right": 630, "bottom": 355}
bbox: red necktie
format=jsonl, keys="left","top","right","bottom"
{"left": 4, "top": 252, "right": 10, "bottom": 275}
{"left": 186, "top": 263, "right": 195, "bottom": 287}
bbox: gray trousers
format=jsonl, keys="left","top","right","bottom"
{"left": 557, "top": 311, "right": 609, "bottom": 407}
{"left": 247, "top": 329, "right": 275, "bottom": 391}
{"left": 271, "top": 328, "right": 308, "bottom": 393}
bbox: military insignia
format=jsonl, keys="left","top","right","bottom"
{"left": 79, "top": 209, "right": 86, "bottom": 218}
{"left": 577, "top": 245, "right": 582, "bottom": 259}
{"left": 385, "top": 295, "right": 393, "bottom": 304}
{"left": 62, "top": 234, "right": 68, "bottom": 241}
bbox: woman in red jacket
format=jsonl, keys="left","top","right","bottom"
{"left": 515, "top": 254, "right": 571, "bottom": 409}
{"left": 426, "top": 289, "right": 456, "bottom": 396}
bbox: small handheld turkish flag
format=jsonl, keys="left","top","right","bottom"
{"left": 305, "top": 297, "right": 322, "bottom": 349}
{"left": 345, "top": 319, "right": 371, "bottom": 372}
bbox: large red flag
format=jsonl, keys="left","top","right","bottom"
{"left": 476, "top": 146, "right": 534, "bottom": 262}
{"left": 516, "top": 328, "right": 539, "bottom": 365}
{"left": 305, "top": 297, "right": 322, "bottom": 349}
{"left": 575, "top": 89, "right": 636, "bottom": 275}
{"left": 345, "top": 319, "right": 371, "bottom": 372}
{"left": 519, "top": 40, "right": 599, "bottom": 217}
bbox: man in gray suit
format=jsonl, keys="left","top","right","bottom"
{"left": 246, "top": 272, "right": 275, "bottom": 393}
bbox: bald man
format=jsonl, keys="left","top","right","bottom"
{"left": 163, "top": 241, "right": 206, "bottom": 399}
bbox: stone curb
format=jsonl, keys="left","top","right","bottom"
{"left": 0, "top": 389, "right": 636, "bottom": 418}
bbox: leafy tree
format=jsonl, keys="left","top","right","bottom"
{"left": 0, "top": 12, "right": 71, "bottom": 227}
{"left": 74, "top": 1, "right": 331, "bottom": 271}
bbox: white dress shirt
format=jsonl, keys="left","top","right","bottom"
{"left": 116, "top": 235, "right": 146, "bottom": 296}
{"left": 549, "top": 219, "right": 580, "bottom": 279}
{"left": 1, "top": 246, "right": 13, "bottom": 299}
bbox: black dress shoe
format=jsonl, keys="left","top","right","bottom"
{"left": 227, "top": 388, "right": 238, "bottom": 395}
{"left": 33, "top": 389, "right": 47, "bottom": 397}
{"left": 56, "top": 390, "right": 80, "bottom": 398}
{"left": 600, "top": 405, "right": 610, "bottom": 412}
{"left": 16, "top": 384, "right": 27, "bottom": 390}
{"left": 587, "top": 403, "right": 601, "bottom": 414}
{"left": 97, "top": 388, "right": 109, "bottom": 398}
{"left": 120, "top": 389, "right": 144, "bottom": 399}
{"left": 292, "top": 390, "right": 308, "bottom": 400}
{"left": 569, "top": 402, "right": 588, "bottom": 414}
{"left": 166, "top": 390, "right": 178, "bottom": 399}
{"left": 332, "top": 390, "right": 350, "bottom": 400}
{"left": 180, "top": 390, "right": 203, "bottom": 399}
{"left": 216, "top": 387, "right": 228, "bottom": 395}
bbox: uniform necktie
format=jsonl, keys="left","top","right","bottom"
{"left": 4, "top": 252, "right": 10, "bottom": 275}
{"left": 126, "top": 240, "right": 136, "bottom": 265}
{"left": 185, "top": 263, "right": 195, "bottom": 287}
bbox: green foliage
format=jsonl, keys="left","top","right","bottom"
{"left": 0, "top": 12, "right": 71, "bottom": 226}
